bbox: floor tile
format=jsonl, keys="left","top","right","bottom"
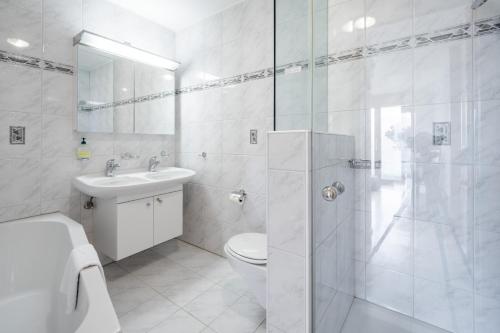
{"left": 148, "top": 309, "right": 206, "bottom": 333}
{"left": 160, "top": 274, "right": 216, "bottom": 306}
{"left": 184, "top": 284, "right": 240, "bottom": 325}
{"left": 119, "top": 295, "right": 179, "bottom": 332}
{"left": 209, "top": 295, "right": 266, "bottom": 333}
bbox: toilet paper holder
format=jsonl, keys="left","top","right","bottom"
{"left": 229, "top": 189, "right": 247, "bottom": 205}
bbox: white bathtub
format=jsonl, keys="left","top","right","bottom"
{"left": 0, "top": 213, "right": 120, "bottom": 333}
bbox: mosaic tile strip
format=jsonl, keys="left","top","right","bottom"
{"left": 79, "top": 89, "right": 176, "bottom": 112}
{"left": 3, "top": 15, "right": 500, "bottom": 103}
{"left": 415, "top": 23, "right": 472, "bottom": 47}
{"left": 475, "top": 15, "right": 500, "bottom": 36}
{"left": 0, "top": 50, "right": 73, "bottom": 74}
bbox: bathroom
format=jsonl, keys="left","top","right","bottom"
{"left": 0, "top": 0, "right": 499, "bottom": 332}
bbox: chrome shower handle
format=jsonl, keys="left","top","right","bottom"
{"left": 321, "top": 181, "right": 345, "bottom": 201}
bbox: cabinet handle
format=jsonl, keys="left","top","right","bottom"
{"left": 146, "top": 202, "right": 151, "bottom": 207}
{"left": 156, "top": 198, "right": 163, "bottom": 203}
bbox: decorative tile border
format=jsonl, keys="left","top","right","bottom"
{"left": 2, "top": 15, "right": 500, "bottom": 107}
{"left": 0, "top": 50, "right": 73, "bottom": 74}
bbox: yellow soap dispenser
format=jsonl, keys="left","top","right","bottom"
{"left": 77, "top": 137, "right": 91, "bottom": 160}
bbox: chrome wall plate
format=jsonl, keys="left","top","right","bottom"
{"left": 250, "top": 129, "right": 258, "bottom": 144}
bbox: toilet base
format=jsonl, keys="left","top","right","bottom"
{"left": 224, "top": 244, "right": 267, "bottom": 308}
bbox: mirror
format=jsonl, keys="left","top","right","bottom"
{"left": 76, "top": 44, "right": 176, "bottom": 135}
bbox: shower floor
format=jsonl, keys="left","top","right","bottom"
{"left": 341, "top": 299, "right": 450, "bottom": 333}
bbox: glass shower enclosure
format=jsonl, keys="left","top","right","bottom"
{"left": 275, "top": 0, "right": 500, "bottom": 332}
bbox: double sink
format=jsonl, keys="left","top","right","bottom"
{"left": 73, "top": 167, "right": 195, "bottom": 198}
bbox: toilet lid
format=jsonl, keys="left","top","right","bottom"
{"left": 227, "top": 233, "right": 267, "bottom": 262}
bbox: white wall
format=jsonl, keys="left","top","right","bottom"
{"left": 0, "top": 0, "right": 176, "bottom": 245}
{"left": 175, "top": 0, "right": 274, "bottom": 255}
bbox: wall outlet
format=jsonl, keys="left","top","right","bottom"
{"left": 433, "top": 122, "right": 451, "bottom": 145}
{"left": 250, "top": 129, "right": 258, "bottom": 144}
{"left": 9, "top": 126, "right": 25, "bottom": 145}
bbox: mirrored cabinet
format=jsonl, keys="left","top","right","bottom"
{"left": 74, "top": 31, "right": 178, "bottom": 135}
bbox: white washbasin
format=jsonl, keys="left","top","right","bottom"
{"left": 73, "top": 167, "right": 195, "bottom": 198}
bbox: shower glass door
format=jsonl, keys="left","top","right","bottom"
{"left": 310, "top": 0, "right": 500, "bottom": 333}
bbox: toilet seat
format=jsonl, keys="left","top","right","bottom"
{"left": 226, "top": 233, "right": 267, "bottom": 265}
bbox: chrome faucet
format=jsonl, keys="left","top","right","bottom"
{"left": 105, "top": 159, "right": 120, "bottom": 177}
{"left": 149, "top": 156, "right": 161, "bottom": 172}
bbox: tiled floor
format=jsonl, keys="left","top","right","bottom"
{"left": 104, "top": 239, "right": 266, "bottom": 333}
{"left": 341, "top": 299, "right": 450, "bottom": 333}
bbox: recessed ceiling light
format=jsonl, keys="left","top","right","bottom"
{"left": 121, "top": 87, "right": 128, "bottom": 92}
{"left": 7, "top": 38, "right": 30, "bottom": 48}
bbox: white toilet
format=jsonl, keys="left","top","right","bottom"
{"left": 224, "top": 233, "right": 267, "bottom": 308}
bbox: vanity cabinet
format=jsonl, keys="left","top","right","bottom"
{"left": 94, "top": 185, "right": 183, "bottom": 260}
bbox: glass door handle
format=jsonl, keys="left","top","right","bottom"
{"left": 321, "top": 181, "right": 345, "bottom": 201}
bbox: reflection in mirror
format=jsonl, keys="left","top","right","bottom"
{"left": 75, "top": 38, "right": 177, "bottom": 135}
{"left": 77, "top": 45, "right": 115, "bottom": 133}
{"left": 134, "top": 63, "right": 175, "bottom": 134}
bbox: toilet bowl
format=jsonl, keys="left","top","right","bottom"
{"left": 224, "top": 233, "right": 267, "bottom": 308}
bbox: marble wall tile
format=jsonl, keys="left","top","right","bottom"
{"left": 475, "top": 165, "right": 500, "bottom": 234}
{"left": 41, "top": 157, "right": 81, "bottom": 201}
{"left": 327, "top": 0, "right": 364, "bottom": 54}
{"left": 414, "top": 102, "right": 474, "bottom": 164}
{"left": 414, "top": 220, "right": 473, "bottom": 291}
{"left": 0, "top": 0, "right": 42, "bottom": 58}
{"left": 0, "top": 158, "right": 41, "bottom": 208}
{"left": 42, "top": 71, "right": 73, "bottom": 116}
{"left": 415, "top": 163, "right": 473, "bottom": 225}
{"left": 328, "top": 110, "right": 366, "bottom": 159}
{"left": 268, "top": 248, "right": 306, "bottom": 333}
{"left": 414, "top": 0, "right": 471, "bottom": 35}
{"left": 0, "top": 111, "right": 42, "bottom": 159}
{"left": 328, "top": 59, "right": 365, "bottom": 112}
{"left": 221, "top": 154, "right": 266, "bottom": 195}
{"left": 474, "top": 33, "right": 500, "bottom": 101}
{"left": 475, "top": 99, "right": 500, "bottom": 165}
{"left": 43, "top": 0, "right": 82, "bottom": 65}
{"left": 0, "top": 63, "right": 41, "bottom": 114}
{"left": 275, "top": 71, "right": 309, "bottom": 118}
{"left": 365, "top": 0, "right": 413, "bottom": 45}
{"left": 268, "top": 169, "right": 307, "bottom": 256}
{"left": 365, "top": 264, "right": 413, "bottom": 316}
{"left": 365, "top": 50, "right": 413, "bottom": 108}
{"left": 366, "top": 217, "right": 412, "bottom": 275}
{"left": 276, "top": 14, "right": 308, "bottom": 65}
{"left": 414, "top": 278, "right": 473, "bottom": 333}
{"left": 42, "top": 115, "right": 79, "bottom": 158}
{"left": 475, "top": 229, "right": 500, "bottom": 300}
{"left": 222, "top": 78, "right": 273, "bottom": 121}
{"left": 414, "top": 40, "right": 473, "bottom": 105}
{"left": 475, "top": 294, "right": 500, "bottom": 333}
{"left": 269, "top": 131, "right": 309, "bottom": 171}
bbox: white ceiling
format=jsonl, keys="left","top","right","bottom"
{"left": 106, "top": 0, "right": 243, "bottom": 32}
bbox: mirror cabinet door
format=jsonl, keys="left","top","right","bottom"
{"left": 75, "top": 45, "right": 176, "bottom": 135}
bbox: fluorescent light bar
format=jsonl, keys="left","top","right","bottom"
{"left": 74, "top": 31, "right": 180, "bottom": 71}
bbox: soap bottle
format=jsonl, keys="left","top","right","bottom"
{"left": 77, "top": 137, "right": 91, "bottom": 160}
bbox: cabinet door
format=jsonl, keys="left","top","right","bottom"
{"left": 116, "top": 197, "right": 154, "bottom": 259}
{"left": 154, "top": 191, "right": 183, "bottom": 245}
